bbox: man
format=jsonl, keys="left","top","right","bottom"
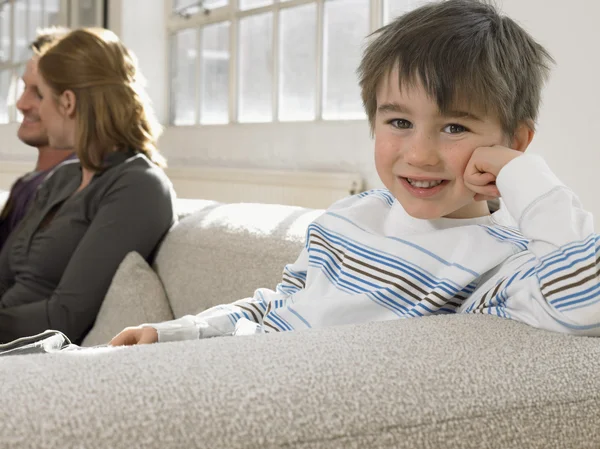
{"left": 0, "top": 28, "right": 72, "bottom": 251}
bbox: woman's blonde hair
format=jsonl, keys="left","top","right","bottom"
{"left": 37, "top": 28, "right": 166, "bottom": 170}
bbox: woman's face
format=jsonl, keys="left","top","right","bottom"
{"left": 36, "top": 74, "right": 76, "bottom": 150}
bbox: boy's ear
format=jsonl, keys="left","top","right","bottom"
{"left": 510, "top": 122, "right": 535, "bottom": 153}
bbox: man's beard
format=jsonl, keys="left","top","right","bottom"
{"left": 17, "top": 121, "right": 49, "bottom": 148}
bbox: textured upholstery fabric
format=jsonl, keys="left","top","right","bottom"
{"left": 1, "top": 315, "right": 599, "bottom": 449}
{"left": 81, "top": 252, "right": 174, "bottom": 347}
{"left": 154, "top": 202, "right": 323, "bottom": 318}
{"left": 2, "top": 199, "right": 599, "bottom": 448}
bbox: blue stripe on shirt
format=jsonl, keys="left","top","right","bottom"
{"left": 309, "top": 223, "right": 471, "bottom": 295}
{"left": 326, "top": 213, "right": 481, "bottom": 278}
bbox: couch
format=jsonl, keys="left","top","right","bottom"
{"left": 1, "top": 195, "right": 600, "bottom": 448}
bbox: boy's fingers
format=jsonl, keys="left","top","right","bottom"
{"left": 466, "top": 182, "right": 500, "bottom": 199}
{"left": 108, "top": 333, "right": 127, "bottom": 346}
{"left": 464, "top": 171, "right": 496, "bottom": 186}
{"left": 138, "top": 328, "right": 159, "bottom": 345}
{"left": 109, "top": 328, "right": 139, "bottom": 346}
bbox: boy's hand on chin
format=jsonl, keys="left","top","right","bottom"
{"left": 464, "top": 145, "right": 523, "bottom": 202}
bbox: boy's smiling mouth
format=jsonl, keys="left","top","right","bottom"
{"left": 406, "top": 178, "right": 443, "bottom": 188}
{"left": 398, "top": 176, "right": 450, "bottom": 198}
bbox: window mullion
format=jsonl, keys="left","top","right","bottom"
{"left": 164, "top": 0, "right": 172, "bottom": 124}
{"left": 229, "top": 0, "right": 238, "bottom": 123}
{"left": 168, "top": 8, "right": 232, "bottom": 33}
{"left": 271, "top": 3, "right": 279, "bottom": 122}
{"left": 370, "top": 0, "right": 381, "bottom": 32}
{"left": 315, "top": 0, "right": 324, "bottom": 120}
{"left": 196, "top": 25, "right": 202, "bottom": 124}
{"left": 9, "top": 0, "right": 15, "bottom": 123}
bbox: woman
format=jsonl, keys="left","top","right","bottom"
{"left": 0, "top": 28, "right": 175, "bottom": 344}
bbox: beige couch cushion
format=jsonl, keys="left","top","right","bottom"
{"left": 154, "top": 202, "right": 323, "bottom": 318}
{"left": 2, "top": 315, "right": 600, "bottom": 448}
{"left": 82, "top": 252, "right": 174, "bottom": 346}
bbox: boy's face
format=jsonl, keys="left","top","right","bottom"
{"left": 374, "top": 71, "right": 510, "bottom": 220}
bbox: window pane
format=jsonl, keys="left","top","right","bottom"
{"left": 29, "top": 0, "right": 44, "bottom": 42}
{"left": 238, "top": 12, "right": 272, "bottom": 123}
{"left": 200, "top": 22, "right": 229, "bottom": 125}
{"left": 14, "top": 0, "right": 28, "bottom": 62}
{"left": 0, "top": 2, "right": 11, "bottom": 63}
{"left": 279, "top": 3, "right": 316, "bottom": 121}
{"left": 239, "top": 0, "right": 272, "bottom": 11}
{"left": 0, "top": 71, "right": 11, "bottom": 124}
{"left": 384, "top": 0, "right": 423, "bottom": 23}
{"left": 44, "top": 0, "right": 61, "bottom": 26}
{"left": 170, "top": 29, "right": 198, "bottom": 126}
{"left": 323, "top": 0, "right": 368, "bottom": 120}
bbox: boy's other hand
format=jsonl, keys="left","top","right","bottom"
{"left": 464, "top": 145, "right": 523, "bottom": 202}
{"left": 109, "top": 326, "right": 159, "bottom": 346}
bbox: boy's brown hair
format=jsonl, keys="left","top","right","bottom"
{"left": 358, "top": 0, "right": 554, "bottom": 137}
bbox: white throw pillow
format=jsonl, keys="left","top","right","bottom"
{"left": 82, "top": 251, "right": 174, "bottom": 347}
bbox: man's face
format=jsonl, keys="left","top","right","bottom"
{"left": 16, "top": 56, "right": 50, "bottom": 148}
{"left": 373, "top": 70, "right": 510, "bottom": 220}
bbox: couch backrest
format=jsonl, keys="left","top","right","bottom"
{"left": 155, "top": 201, "right": 324, "bottom": 318}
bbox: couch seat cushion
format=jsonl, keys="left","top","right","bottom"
{"left": 1, "top": 315, "right": 600, "bottom": 448}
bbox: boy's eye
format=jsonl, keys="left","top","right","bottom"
{"left": 443, "top": 124, "right": 468, "bottom": 134}
{"left": 389, "top": 119, "right": 413, "bottom": 129}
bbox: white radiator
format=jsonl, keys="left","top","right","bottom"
{"left": 166, "top": 166, "right": 363, "bottom": 209}
{"left": 0, "top": 162, "right": 363, "bottom": 209}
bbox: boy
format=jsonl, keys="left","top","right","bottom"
{"left": 112, "top": 0, "right": 600, "bottom": 346}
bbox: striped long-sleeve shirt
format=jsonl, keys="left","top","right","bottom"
{"left": 152, "top": 154, "right": 600, "bottom": 341}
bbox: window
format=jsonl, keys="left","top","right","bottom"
{"left": 167, "top": 0, "right": 418, "bottom": 126}
{"left": 0, "top": 0, "right": 64, "bottom": 124}
{"left": 384, "top": 0, "right": 427, "bottom": 23}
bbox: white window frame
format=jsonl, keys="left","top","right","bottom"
{"left": 67, "top": 0, "right": 105, "bottom": 28}
{"left": 0, "top": 0, "right": 69, "bottom": 122}
{"left": 165, "top": 0, "right": 388, "bottom": 126}
{"left": 0, "top": 0, "right": 105, "bottom": 123}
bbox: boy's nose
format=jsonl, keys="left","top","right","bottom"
{"left": 403, "top": 135, "right": 441, "bottom": 167}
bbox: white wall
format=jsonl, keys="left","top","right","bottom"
{"left": 117, "top": 0, "right": 168, "bottom": 125}
{"left": 0, "top": 0, "right": 598, "bottom": 220}
{"left": 497, "top": 0, "right": 600, "bottom": 218}
{"left": 115, "top": 0, "right": 600, "bottom": 214}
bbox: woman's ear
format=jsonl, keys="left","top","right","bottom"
{"left": 511, "top": 121, "right": 535, "bottom": 153}
{"left": 59, "top": 90, "right": 77, "bottom": 118}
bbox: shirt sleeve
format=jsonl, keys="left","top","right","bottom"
{"left": 468, "top": 154, "right": 600, "bottom": 335}
{"left": 151, "top": 249, "right": 309, "bottom": 342}
{"left": 0, "top": 167, "right": 175, "bottom": 344}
